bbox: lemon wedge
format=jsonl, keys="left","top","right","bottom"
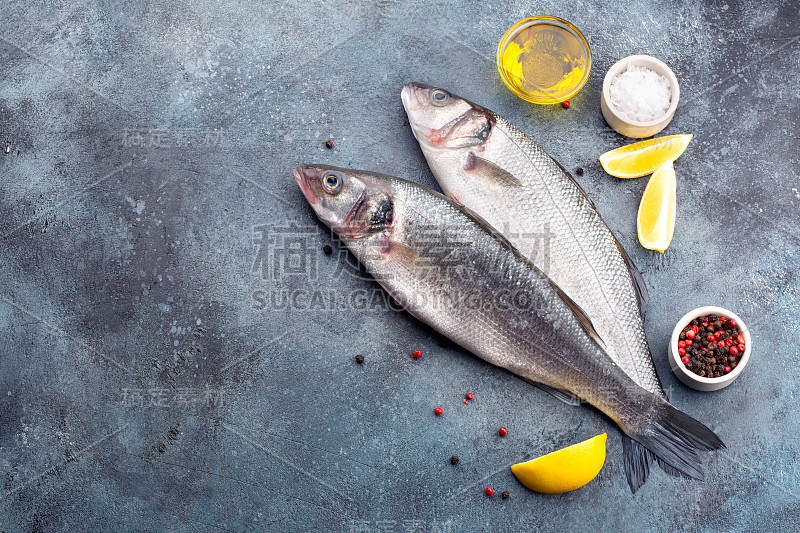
{"left": 599, "top": 134, "right": 693, "bottom": 178}
{"left": 510, "top": 433, "right": 606, "bottom": 494}
{"left": 637, "top": 161, "right": 677, "bottom": 252}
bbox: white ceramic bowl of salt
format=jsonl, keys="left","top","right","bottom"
{"left": 601, "top": 54, "right": 680, "bottom": 138}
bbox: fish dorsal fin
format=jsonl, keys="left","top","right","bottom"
{"left": 464, "top": 152, "right": 523, "bottom": 188}
{"left": 453, "top": 200, "right": 519, "bottom": 253}
{"left": 521, "top": 377, "right": 582, "bottom": 406}
{"left": 614, "top": 240, "right": 649, "bottom": 318}
{"left": 546, "top": 278, "right": 608, "bottom": 352}
{"left": 549, "top": 155, "right": 649, "bottom": 318}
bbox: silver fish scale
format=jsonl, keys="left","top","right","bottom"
{"left": 344, "top": 178, "right": 651, "bottom": 425}
{"left": 427, "top": 112, "right": 663, "bottom": 397}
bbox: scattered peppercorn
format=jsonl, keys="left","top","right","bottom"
{"left": 502, "top": 490, "right": 510, "bottom": 499}
{"left": 411, "top": 350, "right": 422, "bottom": 359}
{"left": 679, "top": 314, "right": 745, "bottom": 378}
{"left": 355, "top": 354, "right": 364, "bottom": 364}
{"left": 322, "top": 244, "right": 333, "bottom": 255}
{"left": 561, "top": 100, "right": 570, "bottom": 109}
{"left": 466, "top": 393, "right": 474, "bottom": 400}
{"left": 325, "top": 139, "right": 333, "bottom": 149}
{"left": 485, "top": 487, "right": 494, "bottom": 496}
{"left": 498, "top": 427, "right": 508, "bottom": 437}
{"left": 575, "top": 167, "right": 584, "bottom": 176}
{"left": 463, "top": 399, "right": 468, "bottom": 404}
{"left": 435, "top": 407, "right": 443, "bottom": 416}
{"left": 450, "top": 455, "right": 460, "bottom": 465}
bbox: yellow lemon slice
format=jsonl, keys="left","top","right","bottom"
{"left": 510, "top": 433, "right": 606, "bottom": 494}
{"left": 637, "top": 161, "right": 677, "bottom": 253}
{"left": 599, "top": 134, "right": 693, "bottom": 178}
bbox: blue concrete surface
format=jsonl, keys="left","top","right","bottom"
{"left": 1, "top": 1, "right": 799, "bottom": 531}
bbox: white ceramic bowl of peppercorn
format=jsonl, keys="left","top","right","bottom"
{"left": 669, "top": 306, "right": 751, "bottom": 391}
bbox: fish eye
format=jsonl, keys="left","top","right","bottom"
{"left": 430, "top": 89, "right": 451, "bottom": 106}
{"left": 322, "top": 172, "right": 343, "bottom": 194}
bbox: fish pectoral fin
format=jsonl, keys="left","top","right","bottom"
{"left": 381, "top": 236, "right": 435, "bottom": 270}
{"left": 615, "top": 240, "right": 650, "bottom": 318}
{"left": 545, "top": 279, "right": 608, "bottom": 352}
{"left": 465, "top": 152, "right": 523, "bottom": 188}
{"left": 521, "top": 377, "right": 581, "bottom": 406}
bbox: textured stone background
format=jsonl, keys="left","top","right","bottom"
{"left": 1, "top": 1, "right": 798, "bottom": 531}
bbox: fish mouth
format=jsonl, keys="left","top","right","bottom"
{"left": 401, "top": 83, "right": 425, "bottom": 114}
{"left": 294, "top": 166, "right": 318, "bottom": 204}
{"left": 402, "top": 82, "right": 481, "bottom": 151}
{"left": 401, "top": 83, "right": 436, "bottom": 120}
{"left": 401, "top": 83, "right": 437, "bottom": 145}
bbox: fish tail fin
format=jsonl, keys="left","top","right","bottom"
{"left": 656, "top": 456, "right": 690, "bottom": 478}
{"left": 622, "top": 435, "right": 654, "bottom": 493}
{"left": 625, "top": 399, "right": 725, "bottom": 482}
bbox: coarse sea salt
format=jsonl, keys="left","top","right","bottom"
{"left": 609, "top": 64, "right": 671, "bottom": 123}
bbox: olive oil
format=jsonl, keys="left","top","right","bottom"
{"left": 497, "top": 18, "right": 591, "bottom": 104}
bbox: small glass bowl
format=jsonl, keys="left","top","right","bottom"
{"left": 496, "top": 16, "right": 592, "bottom": 105}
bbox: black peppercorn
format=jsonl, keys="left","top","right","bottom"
{"left": 355, "top": 354, "right": 364, "bottom": 364}
{"left": 450, "top": 455, "right": 459, "bottom": 465}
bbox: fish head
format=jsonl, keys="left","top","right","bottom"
{"left": 402, "top": 84, "right": 509, "bottom": 204}
{"left": 295, "top": 165, "right": 395, "bottom": 240}
{"left": 401, "top": 83, "right": 493, "bottom": 151}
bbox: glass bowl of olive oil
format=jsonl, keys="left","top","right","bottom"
{"left": 497, "top": 16, "right": 592, "bottom": 105}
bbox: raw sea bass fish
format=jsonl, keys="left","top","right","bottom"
{"left": 295, "top": 164, "right": 724, "bottom": 490}
{"left": 402, "top": 83, "right": 673, "bottom": 491}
